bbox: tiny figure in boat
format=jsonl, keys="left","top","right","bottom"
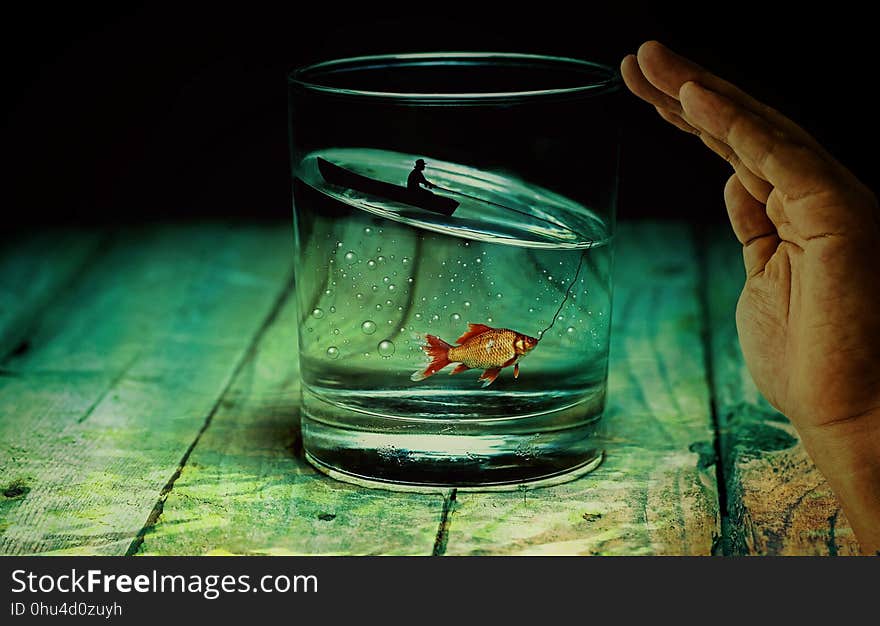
{"left": 407, "top": 159, "right": 437, "bottom": 196}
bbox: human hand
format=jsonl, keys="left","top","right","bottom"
{"left": 622, "top": 41, "right": 880, "bottom": 553}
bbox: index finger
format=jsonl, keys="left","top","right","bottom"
{"left": 679, "top": 81, "right": 833, "bottom": 200}
{"left": 636, "top": 41, "right": 827, "bottom": 156}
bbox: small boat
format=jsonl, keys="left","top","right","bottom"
{"left": 317, "top": 157, "right": 459, "bottom": 216}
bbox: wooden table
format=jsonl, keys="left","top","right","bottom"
{"left": 0, "top": 221, "right": 859, "bottom": 556}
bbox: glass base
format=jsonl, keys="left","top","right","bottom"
{"left": 301, "top": 387, "right": 605, "bottom": 493}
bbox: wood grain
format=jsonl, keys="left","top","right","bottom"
{"left": 0, "top": 222, "right": 293, "bottom": 555}
{"left": 4, "top": 221, "right": 854, "bottom": 555}
{"left": 441, "top": 222, "right": 720, "bottom": 555}
{"left": 705, "top": 226, "right": 859, "bottom": 555}
{"left": 137, "top": 289, "right": 445, "bottom": 556}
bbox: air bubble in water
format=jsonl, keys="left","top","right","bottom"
{"left": 367, "top": 260, "right": 377, "bottom": 269}
{"left": 326, "top": 346, "right": 339, "bottom": 359}
{"left": 343, "top": 251, "right": 357, "bottom": 264}
{"left": 451, "top": 313, "right": 461, "bottom": 322}
{"left": 378, "top": 340, "right": 395, "bottom": 357}
{"left": 329, "top": 306, "right": 336, "bottom": 313}
{"left": 361, "top": 320, "right": 377, "bottom": 335}
{"left": 311, "top": 308, "right": 324, "bottom": 319}
{"left": 566, "top": 326, "right": 576, "bottom": 334}
{"left": 463, "top": 301, "right": 471, "bottom": 308}
{"left": 364, "top": 227, "right": 372, "bottom": 234}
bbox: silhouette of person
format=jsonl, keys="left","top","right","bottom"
{"left": 407, "top": 159, "right": 436, "bottom": 195}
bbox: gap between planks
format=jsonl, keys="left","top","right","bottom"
{"left": 125, "top": 268, "right": 297, "bottom": 556}
{"left": 694, "top": 222, "right": 729, "bottom": 556}
{"left": 431, "top": 489, "right": 457, "bottom": 556}
{"left": 0, "top": 222, "right": 297, "bottom": 556}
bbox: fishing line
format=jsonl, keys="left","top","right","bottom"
{"left": 433, "top": 185, "right": 574, "bottom": 235}
{"left": 535, "top": 249, "right": 588, "bottom": 341}
{"left": 433, "top": 184, "right": 592, "bottom": 342}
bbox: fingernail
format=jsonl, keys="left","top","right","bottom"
{"left": 679, "top": 80, "right": 706, "bottom": 100}
{"left": 679, "top": 81, "right": 727, "bottom": 137}
{"left": 679, "top": 81, "right": 716, "bottom": 121}
{"left": 638, "top": 40, "right": 665, "bottom": 58}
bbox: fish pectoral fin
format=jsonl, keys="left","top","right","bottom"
{"left": 514, "top": 363, "right": 520, "bottom": 379}
{"left": 478, "top": 367, "right": 502, "bottom": 388}
{"left": 450, "top": 363, "right": 470, "bottom": 375}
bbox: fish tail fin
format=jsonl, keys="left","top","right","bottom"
{"left": 410, "top": 334, "right": 452, "bottom": 381}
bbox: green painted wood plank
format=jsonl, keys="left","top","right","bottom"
{"left": 441, "top": 222, "right": 720, "bottom": 555}
{"left": 0, "top": 222, "right": 294, "bottom": 555}
{"left": 0, "top": 229, "right": 106, "bottom": 357}
{"left": 137, "top": 289, "right": 445, "bottom": 556}
{"left": 705, "top": 226, "right": 859, "bottom": 555}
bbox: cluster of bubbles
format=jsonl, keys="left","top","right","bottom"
{"left": 309, "top": 223, "right": 608, "bottom": 363}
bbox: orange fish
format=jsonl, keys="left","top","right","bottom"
{"left": 410, "top": 323, "right": 539, "bottom": 387}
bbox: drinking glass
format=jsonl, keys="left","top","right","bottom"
{"left": 288, "top": 53, "right": 621, "bottom": 490}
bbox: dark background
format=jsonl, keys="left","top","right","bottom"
{"left": 2, "top": 2, "right": 875, "bottom": 228}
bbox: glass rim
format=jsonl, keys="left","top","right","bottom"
{"left": 289, "top": 52, "right": 621, "bottom": 104}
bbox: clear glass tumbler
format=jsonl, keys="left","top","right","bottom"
{"left": 288, "top": 53, "right": 621, "bottom": 490}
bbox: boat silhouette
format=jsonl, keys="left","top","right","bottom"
{"left": 317, "top": 157, "right": 459, "bottom": 217}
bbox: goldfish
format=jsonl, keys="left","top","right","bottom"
{"left": 410, "top": 323, "right": 539, "bottom": 387}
